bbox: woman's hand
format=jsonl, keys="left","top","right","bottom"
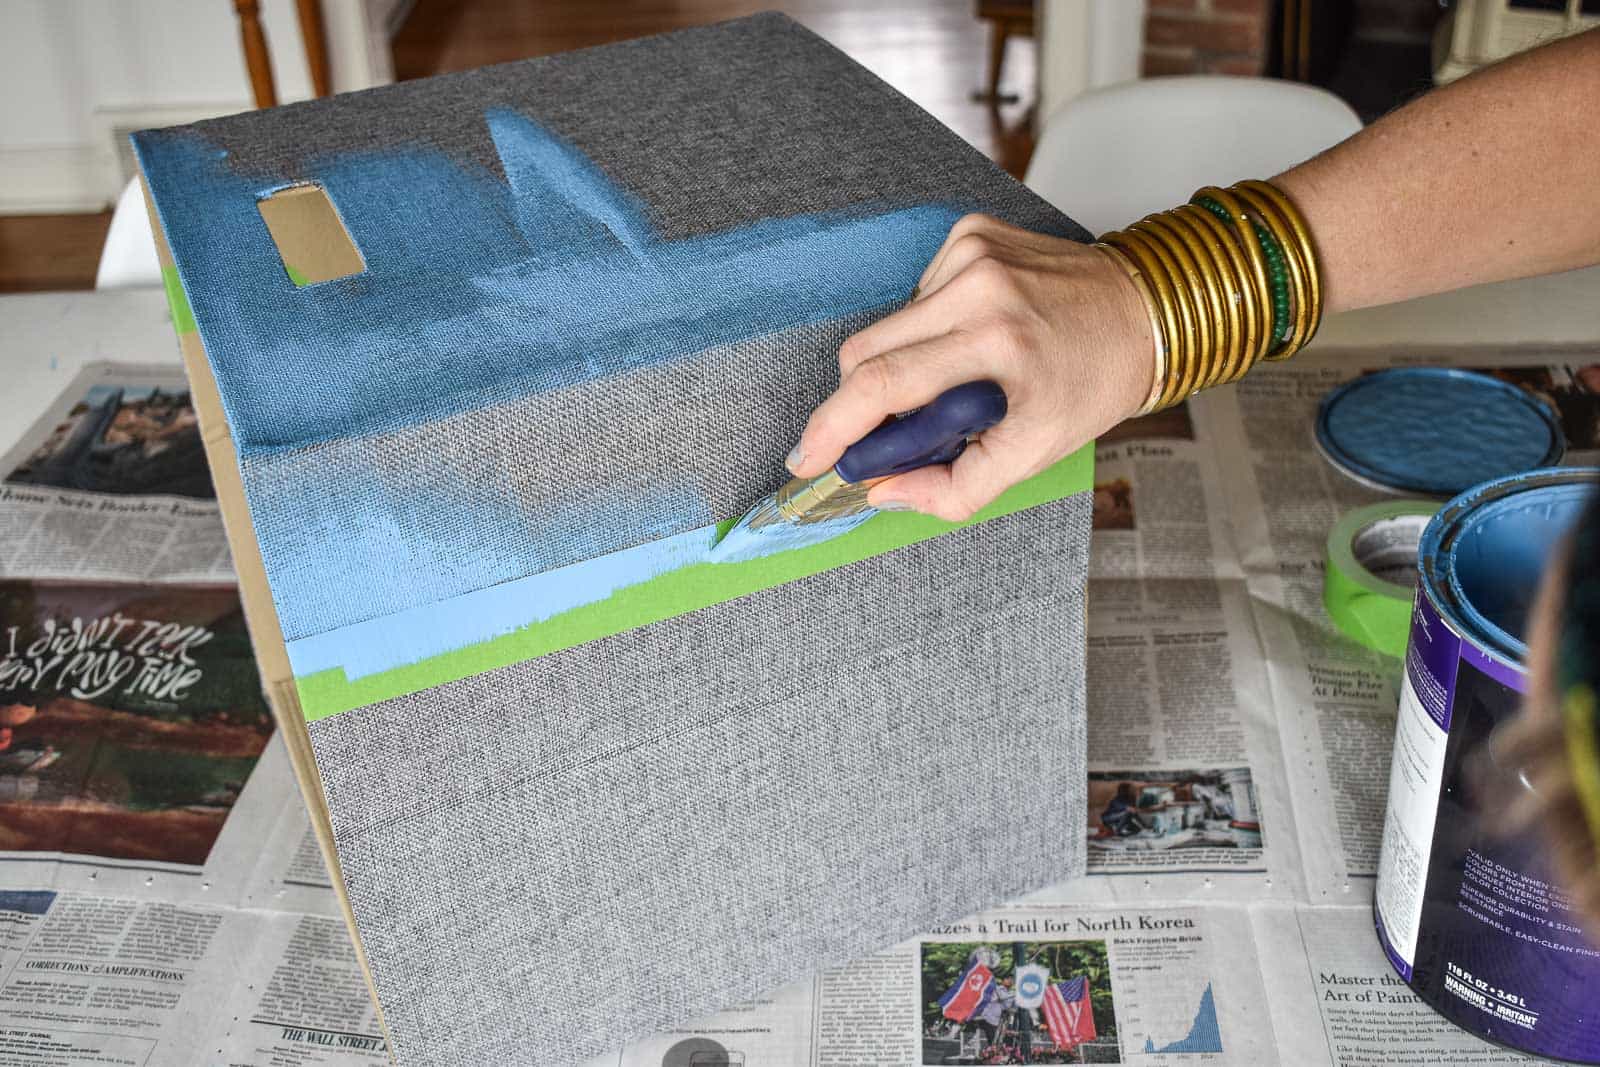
{"left": 786, "top": 213, "right": 1156, "bottom": 521}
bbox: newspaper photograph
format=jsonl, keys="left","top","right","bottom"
{"left": 1, "top": 363, "right": 232, "bottom": 585}
{"left": 907, "top": 905, "right": 1274, "bottom": 1065}
{"left": 919, "top": 937, "right": 1115, "bottom": 1063}
{"left": 0, "top": 578, "right": 271, "bottom": 865}
{"left": 7, "top": 381, "right": 211, "bottom": 500}
{"left": 1086, "top": 768, "right": 1263, "bottom": 871}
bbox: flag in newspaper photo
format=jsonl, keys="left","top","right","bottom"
{"left": 937, "top": 960, "right": 995, "bottom": 1023}
{"left": 1042, "top": 975, "right": 1097, "bottom": 1050}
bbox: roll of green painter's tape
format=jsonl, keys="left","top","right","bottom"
{"left": 1323, "top": 500, "right": 1439, "bottom": 657}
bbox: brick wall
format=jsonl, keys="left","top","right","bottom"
{"left": 1143, "top": 0, "right": 1272, "bottom": 77}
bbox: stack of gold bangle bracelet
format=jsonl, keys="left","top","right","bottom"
{"left": 1095, "top": 180, "right": 1323, "bottom": 415}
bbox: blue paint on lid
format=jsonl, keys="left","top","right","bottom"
{"left": 1315, "top": 368, "right": 1564, "bottom": 498}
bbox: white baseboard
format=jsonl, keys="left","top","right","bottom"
{"left": 94, "top": 102, "right": 254, "bottom": 193}
{"left": 0, "top": 145, "right": 113, "bottom": 214}
{"left": 1, "top": 102, "right": 252, "bottom": 216}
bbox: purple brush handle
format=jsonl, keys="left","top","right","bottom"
{"left": 834, "top": 380, "right": 1008, "bottom": 483}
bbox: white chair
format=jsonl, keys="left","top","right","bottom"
{"left": 1025, "top": 77, "right": 1362, "bottom": 238}
{"left": 95, "top": 178, "right": 163, "bottom": 289}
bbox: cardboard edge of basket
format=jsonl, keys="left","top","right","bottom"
{"left": 138, "top": 175, "right": 397, "bottom": 1060}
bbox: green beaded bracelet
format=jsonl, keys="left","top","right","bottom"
{"left": 1195, "top": 196, "right": 1292, "bottom": 348}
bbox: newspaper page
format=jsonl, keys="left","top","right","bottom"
{"left": 603, "top": 902, "right": 1276, "bottom": 1067}
{"left": 613, "top": 898, "right": 1563, "bottom": 1066}
{"left": 1061, "top": 406, "right": 1305, "bottom": 904}
{"left": 0, "top": 362, "right": 385, "bottom": 1067}
{"left": 11, "top": 344, "right": 1594, "bottom": 1065}
{"left": 1256, "top": 904, "right": 1541, "bottom": 1066}
{"left": 1, "top": 362, "right": 233, "bottom": 585}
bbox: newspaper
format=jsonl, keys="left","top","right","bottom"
{"left": 0, "top": 363, "right": 384, "bottom": 1067}
{"left": 6, "top": 345, "right": 1595, "bottom": 1066}
{"left": 1070, "top": 407, "right": 1303, "bottom": 902}
{"left": 603, "top": 903, "right": 1275, "bottom": 1067}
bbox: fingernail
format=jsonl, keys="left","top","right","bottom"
{"left": 784, "top": 445, "right": 805, "bottom": 473}
{"left": 877, "top": 500, "right": 914, "bottom": 512}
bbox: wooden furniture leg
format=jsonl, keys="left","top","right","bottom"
{"left": 233, "top": 0, "right": 278, "bottom": 108}
{"left": 296, "top": 0, "right": 331, "bottom": 98}
{"left": 988, "top": 19, "right": 1010, "bottom": 102}
{"left": 973, "top": 1, "right": 1032, "bottom": 105}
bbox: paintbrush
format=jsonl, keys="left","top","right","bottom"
{"left": 713, "top": 380, "right": 1008, "bottom": 563}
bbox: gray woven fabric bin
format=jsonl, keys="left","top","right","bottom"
{"left": 136, "top": 13, "right": 1091, "bottom": 1064}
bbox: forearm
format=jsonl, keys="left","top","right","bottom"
{"left": 794, "top": 29, "right": 1600, "bottom": 521}
{"left": 1276, "top": 27, "right": 1600, "bottom": 315}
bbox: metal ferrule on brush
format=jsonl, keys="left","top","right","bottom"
{"left": 724, "top": 381, "right": 1009, "bottom": 547}
{"left": 750, "top": 469, "right": 877, "bottom": 529}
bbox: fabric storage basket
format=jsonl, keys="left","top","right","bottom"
{"left": 135, "top": 14, "right": 1093, "bottom": 1065}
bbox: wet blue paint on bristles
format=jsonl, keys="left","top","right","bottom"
{"left": 709, "top": 508, "right": 876, "bottom": 564}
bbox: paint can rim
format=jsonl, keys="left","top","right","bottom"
{"left": 1418, "top": 466, "right": 1600, "bottom": 666}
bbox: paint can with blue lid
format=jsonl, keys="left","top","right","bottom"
{"left": 1316, "top": 367, "right": 1566, "bottom": 497}
{"left": 1374, "top": 466, "right": 1600, "bottom": 1061}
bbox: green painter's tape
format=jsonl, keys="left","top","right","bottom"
{"left": 1323, "top": 499, "right": 1437, "bottom": 657}
{"left": 161, "top": 266, "right": 197, "bottom": 335}
{"left": 294, "top": 444, "right": 1093, "bottom": 721}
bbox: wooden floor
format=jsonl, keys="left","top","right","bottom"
{"left": 0, "top": 211, "right": 113, "bottom": 293}
{"left": 0, "top": 0, "right": 1032, "bottom": 293}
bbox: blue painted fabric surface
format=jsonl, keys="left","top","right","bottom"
{"left": 134, "top": 110, "right": 963, "bottom": 641}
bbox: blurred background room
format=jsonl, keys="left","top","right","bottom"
{"left": 2, "top": 0, "right": 1596, "bottom": 293}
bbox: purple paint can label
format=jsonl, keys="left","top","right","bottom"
{"left": 1375, "top": 477, "right": 1600, "bottom": 1062}
{"left": 1375, "top": 590, "right": 1459, "bottom": 984}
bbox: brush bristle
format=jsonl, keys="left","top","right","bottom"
{"left": 1493, "top": 687, "right": 1600, "bottom": 926}
{"left": 710, "top": 490, "right": 876, "bottom": 564}
{"left": 1486, "top": 498, "right": 1600, "bottom": 936}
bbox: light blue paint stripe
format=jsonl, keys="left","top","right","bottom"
{"left": 285, "top": 524, "right": 715, "bottom": 680}
{"left": 285, "top": 503, "right": 871, "bottom": 681}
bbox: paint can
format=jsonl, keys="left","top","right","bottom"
{"left": 1375, "top": 466, "right": 1600, "bottom": 1062}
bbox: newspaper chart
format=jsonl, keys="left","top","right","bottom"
{"left": 4, "top": 347, "right": 1595, "bottom": 1066}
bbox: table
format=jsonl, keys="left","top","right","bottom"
{"left": 1, "top": 264, "right": 1595, "bottom": 1066}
